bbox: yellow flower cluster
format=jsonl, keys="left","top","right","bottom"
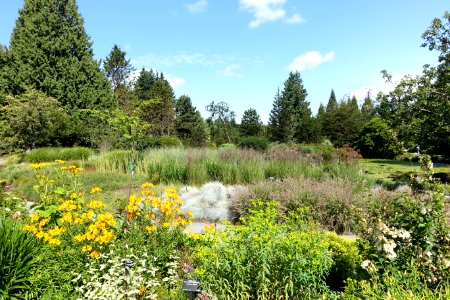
{"left": 61, "top": 165, "right": 84, "bottom": 174}
{"left": 125, "top": 183, "right": 193, "bottom": 234}
{"left": 29, "top": 162, "right": 51, "bottom": 169}
{"left": 23, "top": 214, "right": 65, "bottom": 246}
{"left": 24, "top": 187, "right": 115, "bottom": 259}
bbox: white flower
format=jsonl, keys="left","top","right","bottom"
{"left": 421, "top": 207, "right": 427, "bottom": 215}
{"left": 386, "top": 251, "right": 397, "bottom": 260}
{"left": 426, "top": 251, "right": 432, "bottom": 257}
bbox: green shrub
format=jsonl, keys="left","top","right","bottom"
{"left": 238, "top": 136, "right": 269, "bottom": 151}
{"left": 0, "top": 215, "right": 42, "bottom": 298}
{"left": 357, "top": 187, "right": 450, "bottom": 287}
{"left": 357, "top": 118, "right": 404, "bottom": 159}
{"left": 24, "top": 147, "right": 92, "bottom": 163}
{"left": 323, "top": 232, "right": 362, "bottom": 291}
{"left": 192, "top": 201, "right": 334, "bottom": 299}
{"left": 143, "top": 135, "right": 184, "bottom": 149}
{"left": 396, "top": 152, "right": 420, "bottom": 162}
{"left": 218, "top": 143, "right": 237, "bottom": 149}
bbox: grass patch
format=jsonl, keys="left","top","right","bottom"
{"left": 359, "top": 158, "right": 449, "bottom": 187}
{"left": 24, "top": 147, "right": 92, "bottom": 163}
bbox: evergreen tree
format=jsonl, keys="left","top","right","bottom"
{"left": 281, "top": 71, "right": 311, "bottom": 143}
{"left": 135, "top": 69, "right": 176, "bottom": 136}
{"left": 268, "top": 88, "right": 293, "bottom": 142}
{"left": 240, "top": 108, "right": 263, "bottom": 137}
{"left": 103, "top": 44, "right": 134, "bottom": 93}
{"left": 361, "top": 91, "right": 376, "bottom": 122}
{"left": 175, "top": 95, "right": 208, "bottom": 147}
{"left": 0, "top": 0, "right": 114, "bottom": 109}
{"left": 322, "top": 89, "right": 339, "bottom": 144}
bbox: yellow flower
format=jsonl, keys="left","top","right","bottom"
{"left": 55, "top": 159, "right": 65, "bottom": 164}
{"left": 89, "top": 187, "right": 103, "bottom": 194}
{"left": 48, "top": 238, "right": 61, "bottom": 246}
{"left": 60, "top": 212, "right": 73, "bottom": 224}
{"left": 189, "top": 232, "right": 201, "bottom": 240}
{"left": 87, "top": 200, "right": 106, "bottom": 209}
{"left": 82, "top": 245, "right": 93, "bottom": 252}
{"left": 38, "top": 218, "right": 49, "bottom": 227}
{"left": 146, "top": 225, "right": 157, "bottom": 232}
{"left": 73, "top": 234, "right": 85, "bottom": 242}
{"left": 30, "top": 213, "right": 40, "bottom": 223}
{"left": 162, "top": 222, "right": 170, "bottom": 228}
{"left": 141, "top": 182, "right": 154, "bottom": 189}
{"left": 203, "top": 224, "right": 215, "bottom": 233}
{"left": 29, "top": 162, "right": 51, "bottom": 169}
{"left": 187, "top": 211, "right": 194, "bottom": 218}
{"left": 90, "top": 250, "right": 101, "bottom": 259}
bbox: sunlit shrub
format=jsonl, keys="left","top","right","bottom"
{"left": 357, "top": 187, "right": 450, "bottom": 287}
{"left": 192, "top": 201, "right": 334, "bottom": 299}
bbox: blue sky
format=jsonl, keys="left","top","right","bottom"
{"left": 0, "top": 1, "right": 448, "bottom": 123}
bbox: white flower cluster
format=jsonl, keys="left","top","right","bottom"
{"left": 73, "top": 250, "right": 179, "bottom": 299}
{"left": 376, "top": 221, "right": 411, "bottom": 260}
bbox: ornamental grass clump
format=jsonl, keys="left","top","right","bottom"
{"left": 0, "top": 215, "right": 42, "bottom": 298}
{"left": 192, "top": 201, "right": 334, "bottom": 299}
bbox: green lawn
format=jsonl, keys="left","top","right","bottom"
{"left": 359, "top": 158, "right": 450, "bottom": 185}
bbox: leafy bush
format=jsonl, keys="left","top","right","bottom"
{"left": 396, "top": 152, "right": 420, "bottom": 162}
{"left": 238, "top": 136, "right": 269, "bottom": 151}
{"left": 24, "top": 147, "right": 92, "bottom": 163}
{"left": 192, "top": 201, "right": 334, "bottom": 299}
{"left": 357, "top": 187, "right": 450, "bottom": 287}
{"left": 218, "top": 143, "right": 237, "bottom": 149}
{"left": 143, "top": 135, "right": 184, "bottom": 149}
{"left": 323, "top": 232, "right": 362, "bottom": 291}
{"left": 357, "top": 118, "right": 404, "bottom": 159}
{"left": 0, "top": 215, "right": 42, "bottom": 298}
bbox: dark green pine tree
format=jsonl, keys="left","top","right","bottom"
{"left": 103, "top": 44, "right": 134, "bottom": 93}
{"left": 0, "top": 45, "right": 8, "bottom": 105}
{"left": 135, "top": 69, "right": 176, "bottom": 136}
{"left": 240, "top": 108, "right": 263, "bottom": 137}
{"left": 175, "top": 95, "right": 208, "bottom": 147}
{"left": 322, "top": 89, "right": 338, "bottom": 143}
{"left": 361, "top": 91, "right": 376, "bottom": 122}
{"left": 1, "top": 0, "right": 114, "bottom": 110}
{"left": 281, "top": 71, "right": 312, "bottom": 143}
{"left": 268, "top": 88, "right": 293, "bottom": 142}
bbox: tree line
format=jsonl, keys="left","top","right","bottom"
{"left": 0, "top": 0, "right": 448, "bottom": 158}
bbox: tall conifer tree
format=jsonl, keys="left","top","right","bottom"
{"left": 1, "top": 0, "right": 114, "bottom": 109}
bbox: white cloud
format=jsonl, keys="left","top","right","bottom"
{"left": 186, "top": 0, "right": 208, "bottom": 14}
{"left": 167, "top": 74, "right": 186, "bottom": 88}
{"left": 285, "top": 13, "right": 303, "bottom": 25}
{"left": 239, "top": 0, "right": 304, "bottom": 28}
{"left": 349, "top": 72, "right": 417, "bottom": 100}
{"left": 288, "top": 51, "right": 335, "bottom": 72}
{"left": 132, "top": 52, "right": 212, "bottom": 68}
{"left": 218, "top": 64, "right": 243, "bottom": 77}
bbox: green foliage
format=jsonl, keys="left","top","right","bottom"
{"left": 238, "top": 136, "right": 269, "bottom": 151}
{"left": 206, "top": 101, "right": 239, "bottom": 145}
{"left": 323, "top": 232, "right": 362, "bottom": 291}
{"left": 175, "top": 95, "right": 209, "bottom": 147}
{"left": 192, "top": 201, "right": 333, "bottom": 299}
{"left": 103, "top": 44, "right": 134, "bottom": 93}
{"left": 143, "top": 135, "right": 184, "bottom": 149}
{"left": 240, "top": 108, "right": 263, "bottom": 137}
{"left": 343, "top": 266, "right": 450, "bottom": 300}
{"left": 135, "top": 69, "right": 176, "bottom": 136}
{"left": 24, "top": 147, "right": 92, "bottom": 163}
{"left": 357, "top": 118, "right": 404, "bottom": 158}
{"left": 1, "top": 0, "right": 114, "bottom": 110}
{"left": 0, "top": 215, "right": 42, "bottom": 298}
{"left": 268, "top": 72, "right": 313, "bottom": 143}
{"left": 235, "top": 176, "right": 368, "bottom": 233}
{"left": 357, "top": 188, "right": 450, "bottom": 287}
{"left": 0, "top": 90, "right": 76, "bottom": 153}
